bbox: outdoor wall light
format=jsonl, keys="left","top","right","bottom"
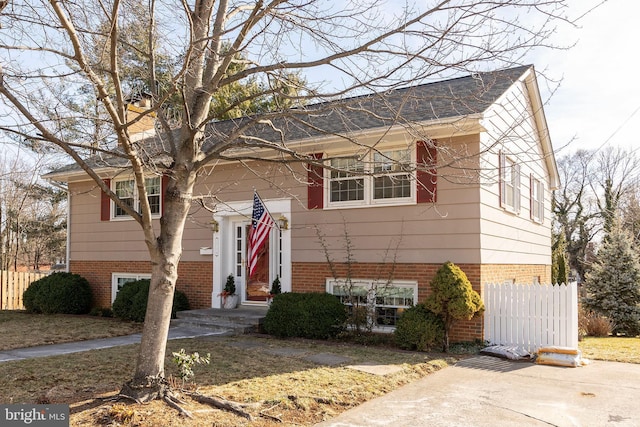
{"left": 210, "top": 219, "right": 219, "bottom": 233}
{"left": 277, "top": 215, "right": 289, "bottom": 230}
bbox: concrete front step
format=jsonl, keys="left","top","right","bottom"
{"left": 172, "top": 306, "right": 268, "bottom": 336}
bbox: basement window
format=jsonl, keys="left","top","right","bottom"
{"left": 111, "top": 273, "right": 151, "bottom": 302}
{"left": 326, "top": 279, "right": 416, "bottom": 329}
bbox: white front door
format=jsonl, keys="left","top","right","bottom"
{"left": 211, "top": 198, "right": 292, "bottom": 308}
{"left": 232, "top": 221, "right": 249, "bottom": 302}
{"left": 235, "top": 220, "right": 281, "bottom": 304}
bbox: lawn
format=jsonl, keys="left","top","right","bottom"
{"left": 0, "top": 312, "right": 457, "bottom": 426}
{"left": 0, "top": 310, "right": 144, "bottom": 350}
{"left": 579, "top": 336, "right": 640, "bottom": 364}
{"left": 1, "top": 311, "right": 638, "bottom": 426}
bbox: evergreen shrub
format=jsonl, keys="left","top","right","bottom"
{"left": 23, "top": 272, "right": 92, "bottom": 314}
{"left": 583, "top": 220, "right": 640, "bottom": 336}
{"left": 394, "top": 304, "right": 444, "bottom": 351}
{"left": 263, "top": 292, "right": 347, "bottom": 339}
{"left": 112, "top": 279, "right": 190, "bottom": 322}
{"left": 425, "top": 261, "right": 484, "bottom": 352}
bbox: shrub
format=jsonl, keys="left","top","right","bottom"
{"left": 394, "top": 304, "right": 444, "bottom": 351}
{"left": 579, "top": 308, "right": 614, "bottom": 338}
{"left": 173, "top": 290, "right": 191, "bottom": 315}
{"left": 424, "top": 261, "right": 484, "bottom": 352}
{"left": 263, "top": 292, "right": 347, "bottom": 339}
{"left": 112, "top": 279, "right": 190, "bottom": 322}
{"left": 23, "top": 272, "right": 92, "bottom": 314}
{"left": 270, "top": 276, "right": 281, "bottom": 295}
{"left": 223, "top": 274, "right": 236, "bottom": 295}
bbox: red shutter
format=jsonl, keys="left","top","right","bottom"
{"left": 100, "top": 179, "right": 111, "bottom": 221}
{"left": 307, "top": 153, "right": 324, "bottom": 209}
{"left": 416, "top": 141, "right": 437, "bottom": 203}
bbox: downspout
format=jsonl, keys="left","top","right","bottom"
{"left": 47, "top": 180, "right": 70, "bottom": 272}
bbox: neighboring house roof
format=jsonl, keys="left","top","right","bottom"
{"left": 44, "top": 65, "right": 558, "bottom": 187}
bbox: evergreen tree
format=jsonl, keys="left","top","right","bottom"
{"left": 424, "top": 261, "right": 484, "bottom": 352}
{"left": 583, "top": 220, "right": 640, "bottom": 336}
{"left": 552, "top": 229, "right": 569, "bottom": 284}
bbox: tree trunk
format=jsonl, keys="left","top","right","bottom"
{"left": 443, "top": 315, "right": 451, "bottom": 353}
{"left": 121, "top": 171, "right": 194, "bottom": 401}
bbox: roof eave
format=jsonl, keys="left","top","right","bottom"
{"left": 44, "top": 114, "right": 486, "bottom": 183}
{"left": 522, "top": 67, "right": 560, "bottom": 190}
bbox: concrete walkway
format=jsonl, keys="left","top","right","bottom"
{"left": 0, "top": 326, "right": 222, "bottom": 363}
{"left": 315, "top": 355, "right": 640, "bottom": 427}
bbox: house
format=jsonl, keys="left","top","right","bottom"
{"left": 44, "top": 65, "right": 558, "bottom": 342}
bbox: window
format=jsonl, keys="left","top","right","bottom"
{"left": 328, "top": 149, "right": 412, "bottom": 206}
{"left": 327, "top": 279, "right": 417, "bottom": 328}
{"left": 113, "top": 176, "right": 162, "bottom": 218}
{"left": 329, "top": 158, "right": 365, "bottom": 202}
{"left": 111, "top": 273, "right": 151, "bottom": 302}
{"left": 373, "top": 150, "right": 412, "bottom": 199}
{"left": 308, "top": 143, "right": 436, "bottom": 210}
{"left": 114, "top": 180, "right": 135, "bottom": 217}
{"left": 499, "top": 152, "right": 520, "bottom": 213}
{"left": 530, "top": 175, "right": 544, "bottom": 223}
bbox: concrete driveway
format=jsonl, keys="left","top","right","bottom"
{"left": 316, "top": 355, "right": 640, "bottom": 427}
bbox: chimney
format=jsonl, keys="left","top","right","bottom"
{"left": 125, "top": 91, "right": 156, "bottom": 141}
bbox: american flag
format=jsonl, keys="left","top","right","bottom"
{"left": 248, "top": 191, "right": 274, "bottom": 278}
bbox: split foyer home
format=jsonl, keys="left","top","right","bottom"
{"left": 44, "top": 65, "right": 559, "bottom": 342}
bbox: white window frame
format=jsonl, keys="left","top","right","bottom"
{"left": 111, "top": 273, "right": 151, "bottom": 302}
{"left": 500, "top": 152, "right": 521, "bottom": 213}
{"left": 326, "top": 278, "right": 417, "bottom": 330}
{"left": 326, "top": 148, "right": 414, "bottom": 208}
{"left": 530, "top": 174, "right": 544, "bottom": 224}
{"left": 112, "top": 176, "right": 162, "bottom": 219}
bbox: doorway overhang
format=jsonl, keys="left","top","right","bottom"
{"left": 210, "top": 198, "right": 292, "bottom": 308}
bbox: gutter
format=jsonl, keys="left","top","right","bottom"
{"left": 42, "top": 114, "right": 486, "bottom": 183}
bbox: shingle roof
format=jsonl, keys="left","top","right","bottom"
{"left": 45, "top": 65, "right": 531, "bottom": 177}
{"left": 202, "top": 65, "right": 530, "bottom": 146}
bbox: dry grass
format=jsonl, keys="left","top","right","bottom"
{"left": 579, "top": 336, "right": 640, "bottom": 364}
{"left": 0, "top": 310, "right": 143, "bottom": 350}
{"left": 0, "top": 335, "right": 453, "bottom": 426}
{"left": 578, "top": 309, "right": 614, "bottom": 338}
{"left": 2, "top": 311, "right": 638, "bottom": 426}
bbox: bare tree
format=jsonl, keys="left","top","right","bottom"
{"left": 592, "top": 146, "right": 640, "bottom": 235}
{"left": 554, "top": 146, "right": 640, "bottom": 281}
{"left": 620, "top": 185, "right": 640, "bottom": 245}
{"left": 553, "top": 150, "right": 599, "bottom": 281}
{"left": 0, "top": 0, "right": 574, "bottom": 404}
{"left": 0, "top": 149, "right": 66, "bottom": 271}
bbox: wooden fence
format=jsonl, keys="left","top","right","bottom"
{"left": 0, "top": 270, "right": 49, "bottom": 310}
{"left": 483, "top": 282, "right": 578, "bottom": 353}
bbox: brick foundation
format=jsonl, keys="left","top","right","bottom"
{"left": 292, "top": 261, "right": 548, "bottom": 343}
{"left": 70, "top": 260, "right": 212, "bottom": 309}
{"left": 70, "top": 259, "right": 548, "bottom": 344}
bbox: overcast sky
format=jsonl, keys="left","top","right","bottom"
{"left": 539, "top": 0, "right": 639, "bottom": 156}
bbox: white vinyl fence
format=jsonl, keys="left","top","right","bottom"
{"left": 483, "top": 282, "right": 578, "bottom": 353}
